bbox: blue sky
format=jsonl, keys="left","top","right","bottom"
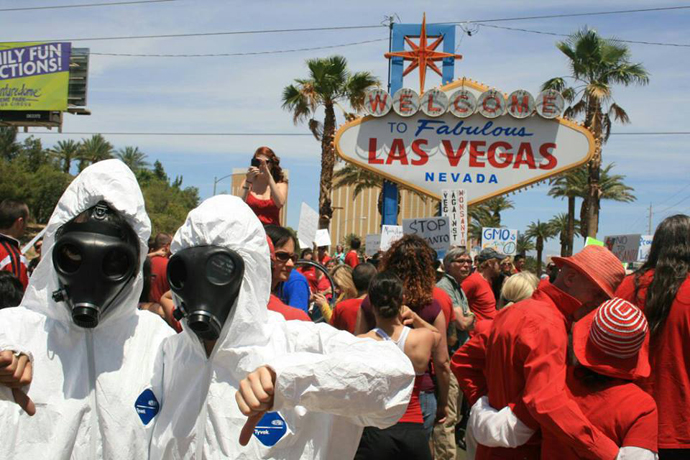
{"left": 5, "top": 0, "right": 689, "bottom": 258}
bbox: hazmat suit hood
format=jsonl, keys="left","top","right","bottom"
{"left": 22, "top": 159, "right": 150, "bottom": 327}
{"left": 170, "top": 194, "right": 271, "bottom": 350}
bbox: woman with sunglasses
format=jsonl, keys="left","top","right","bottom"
{"left": 265, "top": 225, "right": 310, "bottom": 313}
{"left": 241, "top": 146, "right": 288, "bottom": 226}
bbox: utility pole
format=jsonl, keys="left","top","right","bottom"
{"left": 648, "top": 203, "right": 653, "bottom": 234}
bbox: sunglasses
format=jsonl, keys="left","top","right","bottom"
{"left": 275, "top": 251, "right": 298, "bottom": 263}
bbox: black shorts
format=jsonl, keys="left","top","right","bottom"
{"left": 355, "top": 422, "right": 432, "bottom": 460}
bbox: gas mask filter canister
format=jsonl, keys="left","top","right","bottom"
{"left": 52, "top": 202, "right": 139, "bottom": 329}
{"left": 167, "top": 245, "right": 245, "bottom": 342}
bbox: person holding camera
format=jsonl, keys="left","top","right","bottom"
{"left": 241, "top": 146, "right": 288, "bottom": 226}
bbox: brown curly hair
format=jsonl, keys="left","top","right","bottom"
{"left": 380, "top": 234, "right": 435, "bottom": 310}
{"left": 254, "top": 146, "right": 287, "bottom": 184}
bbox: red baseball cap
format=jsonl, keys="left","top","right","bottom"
{"left": 573, "top": 297, "right": 650, "bottom": 380}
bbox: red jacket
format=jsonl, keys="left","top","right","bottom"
{"left": 452, "top": 283, "right": 620, "bottom": 460}
{"left": 0, "top": 234, "right": 28, "bottom": 289}
{"left": 616, "top": 271, "right": 690, "bottom": 448}
{"left": 461, "top": 272, "right": 497, "bottom": 321}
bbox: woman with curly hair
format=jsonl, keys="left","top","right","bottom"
{"left": 615, "top": 214, "right": 690, "bottom": 459}
{"left": 240, "top": 146, "right": 288, "bottom": 226}
{"left": 355, "top": 234, "right": 451, "bottom": 444}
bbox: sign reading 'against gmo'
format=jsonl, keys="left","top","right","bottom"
{"left": 335, "top": 78, "right": 595, "bottom": 205}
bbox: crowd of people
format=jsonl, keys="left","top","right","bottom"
{"left": 0, "top": 155, "right": 688, "bottom": 459}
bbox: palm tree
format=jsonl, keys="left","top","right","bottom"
{"left": 466, "top": 197, "right": 514, "bottom": 245}
{"left": 78, "top": 134, "right": 114, "bottom": 171}
{"left": 525, "top": 220, "right": 557, "bottom": 275}
{"left": 480, "top": 197, "right": 514, "bottom": 225}
{"left": 115, "top": 146, "right": 149, "bottom": 172}
{"left": 516, "top": 233, "right": 535, "bottom": 255}
{"left": 576, "top": 163, "right": 635, "bottom": 237}
{"left": 548, "top": 168, "right": 587, "bottom": 256}
{"left": 549, "top": 213, "right": 581, "bottom": 257}
{"left": 332, "top": 163, "right": 427, "bottom": 217}
{"left": 543, "top": 27, "right": 649, "bottom": 238}
{"left": 282, "top": 55, "right": 379, "bottom": 229}
{"left": 50, "top": 139, "right": 81, "bottom": 174}
{"left": 0, "top": 126, "right": 20, "bottom": 161}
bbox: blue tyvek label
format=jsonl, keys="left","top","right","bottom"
{"left": 253, "top": 412, "right": 287, "bottom": 447}
{"left": 134, "top": 389, "right": 160, "bottom": 425}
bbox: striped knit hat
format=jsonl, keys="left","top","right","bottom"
{"left": 573, "top": 297, "right": 650, "bottom": 380}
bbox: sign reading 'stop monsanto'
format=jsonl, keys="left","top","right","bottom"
{"left": 334, "top": 78, "right": 595, "bottom": 205}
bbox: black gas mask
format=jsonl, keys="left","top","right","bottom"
{"left": 52, "top": 202, "right": 139, "bottom": 329}
{"left": 167, "top": 246, "right": 245, "bottom": 341}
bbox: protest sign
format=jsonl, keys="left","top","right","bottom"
{"left": 380, "top": 225, "right": 403, "bottom": 252}
{"left": 403, "top": 216, "right": 451, "bottom": 257}
{"left": 637, "top": 235, "right": 653, "bottom": 262}
{"left": 365, "top": 234, "right": 381, "bottom": 257}
{"left": 441, "top": 188, "right": 468, "bottom": 247}
{"left": 585, "top": 236, "right": 604, "bottom": 247}
{"left": 604, "top": 234, "right": 642, "bottom": 264}
{"left": 482, "top": 227, "right": 517, "bottom": 255}
{"left": 314, "top": 229, "right": 331, "bottom": 247}
{"left": 297, "top": 202, "right": 319, "bottom": 249}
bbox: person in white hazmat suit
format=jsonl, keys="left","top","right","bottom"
{"left": 0, "top": 159, "right": 176, "bottom": 459}
{"left": 149, "top": 195, "right": 415, "bottom": 459}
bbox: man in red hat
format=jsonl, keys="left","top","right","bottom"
{"left": 452, "top": 245, "right": 626, "bottom": 459}
{"left": 469, "top": 298, "right": 658, "bottom": 459}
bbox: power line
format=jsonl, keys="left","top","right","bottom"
{"left": 15, "top": 131, "right": 690, "bottom": 137}
{"left": 474, "top": 23, "right": 690, "bottom": 48}
{"left": 9, "top": 24, "right": 386, "bottom": 43}
{"left": 9, "top": 5, "right": 690, "bottom": 43}
{"left": 654, "top": 182, "right": 690, "bottom": 207}
{"left": 90, "top": 37, "right": 388, "bottom": 57}
{"left": 458, "top": 6, "right": 690, "bottom": 24}
{"left": 0, "top": 0, "right": 176, "bottom": 12}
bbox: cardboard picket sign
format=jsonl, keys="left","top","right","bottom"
{"left": 637, "top": 235, "right": 653, "bottom": 262}
{"left": 604, "top": 234, "right": 643, "bottom": 264}
{"left": 482, "top": 227, "right": 517, "bottom": 255}
{"left": 297, "top": 202, "right": 319, "bottom": 249}
{"left": 441, "top": 189, "right": 468, "bottom": 248}
{"left": 380, "top": 225, "right": 403, "bottom": 252}
{"left": 365, "top": 234, "right": 381, "bottom": 256}
{"left": 402, "top": 216, "right": 450, "bottom": 258}
{"left": 314, "top": 229, "right": 331, "bottom": 248}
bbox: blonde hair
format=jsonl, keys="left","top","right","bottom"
{"left": 331, "top": 264, "right": 357, "bottom": 302}
{"left": 500, "top": 272, "right": 539, "bottom": 308}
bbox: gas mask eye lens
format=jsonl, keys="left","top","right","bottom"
{"left": 168, "top": 257, "right": 187, "bottom": 290}
{"left": 206, "top": 253, "right": 235, "bottom": 285}
{"left": 56, "top": 243, "right": 82, "bottom": 273}
{"left": 102, "top": 249, "right": 132, "bottom": 278}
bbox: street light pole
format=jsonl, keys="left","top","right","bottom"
{"left": 212, "top": 173, "right": 235, "bottom": 196}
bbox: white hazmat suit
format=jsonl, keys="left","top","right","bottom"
{"left": 149, "top": 195, "right": 415, "bottom": 459}
{"left": 0, "top": 160, "right": 175, "bottom": 459}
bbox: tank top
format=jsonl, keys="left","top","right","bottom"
{"left": 373, "top": 326, "right": 424, "bottom": 424}
{"left": 245, "top": 192, "right": 281, "bottom": 226}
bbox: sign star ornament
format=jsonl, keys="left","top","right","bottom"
{"left": 384, "top": 14, "right": 462, "bottom": 95}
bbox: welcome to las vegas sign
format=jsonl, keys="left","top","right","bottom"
{"left": 334, "top": 78, "right": 595, "bottom": 205}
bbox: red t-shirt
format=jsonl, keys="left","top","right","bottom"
{"left": 616, "top": 271, "right": 690, "bottom": 448}
{"left": 434, "top": 286, "right": 456, "bottom": 326}
{"left": 245, "top": 193, "right": 280, "bottom": 226}
{"left": 149, "top": 255, "right": 170, "bottom": 303}
{"left": 268, "top": 294, "right": 311, "bottom": 321}
{"left": 316, "top": 275, "right": 331, "bottom": 293}
{"left": 344, "top": 250, "right": 359, "bottom": 268}
{"left": 541, "top": 367, "right": 658, "bottom": 457}
{"left": 330, "top": 297, "right": 363, "bottom": 334}
{"left": 297, "top": 266, "right": 319, "bottom": 293}
{"left": 461, "top": 272, "right": 497, "bottom": 321}
{"left": 318, "top": 253, "right": 331, "bottom": 265}
{"left": 0, "top": 235, "right": 28, "bottom": 289}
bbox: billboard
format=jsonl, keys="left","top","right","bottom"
{"left": 335, "top": 78, "right": 595, "bottom": 205}
{"left": 0, "top": 42, "right": 72, "bottom": 111}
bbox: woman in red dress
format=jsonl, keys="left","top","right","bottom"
{"left": 240, "top": 146, "right": 288, "bottom": 226}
